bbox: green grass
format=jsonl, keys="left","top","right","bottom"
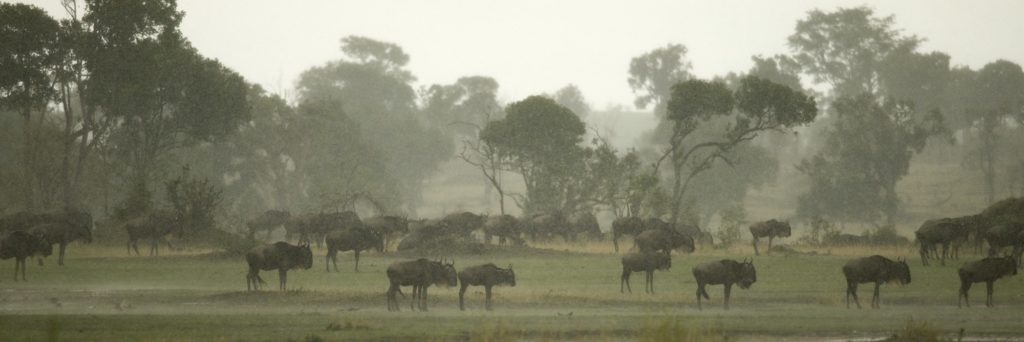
{"left": 1, "top": 243, "right": 1023, "bottom": 341}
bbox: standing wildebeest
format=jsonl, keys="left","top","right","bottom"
{"left": 386, "top": 258, "right": 458, "bottom": 311}
{"left": 958, "top": 256, "right": 1018, "bottom": 308}
{"left": 483, "top": 215, "right": 523, "bottom": 246}
{"left": 635, "top": 228, "right": 695, "bottom": 255}
{"left": 245, "top": 241, "right": 313, "bottom": 291}
{"left": 458, "top": 263, "right": 516, "bottom": 311}
{"left": 246, "top": 210, "right": 291, "bottom": 240}
{"left": 916, "top": 217, "right": 973, "bottom": 266}
{"left": 124, "top": 210, "right": 182, "bottom": 256}
{"left": 324, "top": 226, "right": 383, "bottom": 272}
{"left": 612, "top": 217, "right": 645, "bottom": 253}
{"left": 983, "top": 223, "right": 1024, "bottom": 265}
{"left": 24, "top": 210, "right": 92, "bottom": 266}
{"left": 692, "top": 258, "right": 757, "bottom": 310}
{"left": 620, "top": 251, "right": 671, "bottom": 294}
{"left": 567, "top": 211, "right": 602, "bottom": 242}
{"left": 0, "top": 231, "right": 52, "bottom": 281}
{"left": 841, "top": 255, "right": 911, "bottom": 309}
{"left": 363, "top": 216, "right": 408, "bottom": 251}
{"left": 749, "top": 219, "right": 791, "bottom": 256}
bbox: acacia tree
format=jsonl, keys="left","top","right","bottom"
{"left": 968, "top": 61, "right": 1024, "bottom": 204}
{"left": 628, "top": 44, "right": 693, "bottom": 117}
{"left": 662, "top": 76, "right": 817, "bottom": 224}
{"left": 797, "top": 95, "right": 945, "bottom": 224}
{"left": 0, "top": 3, "right": 62, "bottom": 210}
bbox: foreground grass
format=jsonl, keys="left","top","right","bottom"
{"left": 1, "top": 243, "right": 1022, "bottom": 340}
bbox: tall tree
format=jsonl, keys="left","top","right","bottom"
{"left": 628, "top": 44, "right": 692, "bottom": 116}
{"left": 550, "top": 84, "right": 591, "bottom": 119}
{"left": 0, "top": 3, "right": 62, "bottom": 210}
{"left": 969, "top": 60, "right": 1024, "bottom": 204}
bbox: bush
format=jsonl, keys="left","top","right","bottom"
{"left": 716, "top": 204, "right": 746, "bottom": 247}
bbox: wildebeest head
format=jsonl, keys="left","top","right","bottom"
{"left": 1000, "top": 255, "right": 1018, "bottom": 276}
{"left": 295, "top": 243, "right": 313, "bottom": 270}
{"left": 737, "top": 258, "right": 756, "bottom": 289}
{"left": 891, "top": 257, "right": 912, "bottom": 285}
{"left": 433, "top": 258, "right": 458, "bottom": 287}
{"left": 67, "top": 210, "right": 94, "bottom": 243}
{"left": 372, "top": 230, "right": 385, "bottom": 253}
{"left": 654, "top": 252, "right": 671, "bottom": 271}
{"left": 501, "top": 264, "right": 517, "bottom": 287}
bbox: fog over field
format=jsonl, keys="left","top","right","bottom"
{"left": 2, "top": 0, "right": 1024, "bottom": 341}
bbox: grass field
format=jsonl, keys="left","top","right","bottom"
{"left": 1, "top": 241, "right": 1023, "bottom": 341}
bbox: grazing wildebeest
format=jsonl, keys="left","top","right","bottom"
{"left": 0, "top": 231, "right": 52, "bottom": 281}
{"left": 841, "top": 255, "right": 911, "bottom": 309}
{"left": 324, "top": 226, "right": 383, "bottom": 272}
{"left": 634, "top": 228, "right": 694, "bottom": 255}
{"left": 612, "top": 217, "right": 645, "bottom": 253}
{"left": 749, "top": 219, "right": 791, "bottom": 256}
{"left": 124, "top": 210, "right": 182, "bottom": 256}
{"left": 363, "top": 215, "right": 408, "bottom": 251}
{"left": 692, "top": 258, "right": 757, "bottom": 310}
{"left": 246, "top": 209, "right": 291, "bottom": 240}
{"left": 245, "top": 241, "right": 313, "bottom": 291}
{"left": 620, "top": 251, "right": 671, "bottom": 294}
{"left": 916, "top": 217, "right": 973, "bottom": 266}
{"left": 482, "top": 215, "right": 523, "bottom": 246}
{"left": 458, "top": 263, "right": 516, "bottom": 311}
{"left": 386, "top": 258, "right": 458, "bottom": 311}
{"left": 958, "top": 256, "right": 1018, "bottom": 308}
{"left": 24, "top": 210, "right": 92, "bottom": 266}
{"left": 567, "top": 211, "right": 602, "bottom": 242}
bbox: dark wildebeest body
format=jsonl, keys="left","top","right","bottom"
{"left": 441, "top": 212, "right": 485, "bottom": 240}
{"left": 124, "top": 211, "right": 181, "bottom": 256}
{"left": 983, "top": 224, "right": 1024, "bottom": 267}
{"left": 0, "top": 211, "right": 53, "bottom": 233}
{"left": 567, "top": 211, "right": 602, "bottom": 242}
{"left": 916, "top": 217, "right": 973, "bottom": 266}
{"left": 958, "top": 256, "right": 1017, "bottom": 307}
{"left": 520, "top": 212, "right": 568, "bottom": 242}
{"left": 245, "top": 242, "right": 313, "bottom": 291}
{"left": 246, "top": 210, "right": 291, "bottom": 240}
{"left": 841, "top": 255, "right": 911, "bottom": 309}
{"left": 611, "top": 217, "right": 645, "bottom": 253}
{"left": 458, "top": 263, "right": 516, "bottom": 310}
{"left": 0, "top": 231, "right": 52, "bottom": 281}
{"left": 363, "top": 216, "right": 408, "bottom": 251}
{"left": 692, "top": 259, "right": 756, "bottom": 310}
{"left": 749, "top": 219, "right": 791, "bottom": 256}
{"left": 386, "top": 258, "right": 458, "bottom": 311}
{"left": 324, "top": 227, "right": 383, "bottom": 272}
{"left": 482, "top": 215, "right": 523, "bottom": 246}
{"left": 23, "top": 210, "right": 92, "bottom": 266}
{"left": 677, "top": 223, "right": 713, "bottom": 245}
{"left": 312, "top": 211, "right": 362, "bottom": 247}
{"left": 634, "top": 228, "right": 695, "bottom": 255}
{"left": 620, "top": 251, "right": 670, "bottom": 294}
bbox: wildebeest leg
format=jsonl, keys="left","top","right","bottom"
{"left": 751, "top": 236, "right": 760, "bottom": 256}
{"left": 613, "top": 233, "right": 620, "bottom": 253}
{"left": 919, "top": 243, "right": 930, "bottom": 266}
{"left": 278, "top": 269, "right": 287, "bottom": 291}
{"left": 959, "top": 282, "right": 971, "bottom": 308}
{"left": 767, "top": 236, "right": 774, "bottom": 253}
{"left": 325, "top": 247, "right": 335, "bottom": 272}
{"left": 59, "top": 242, "right": 67, "bottom": 266}
{"left": 940, "top": 242, "right": 949, "bottom": 266}
{"left": 421, "top": 287, "right": 429, "bottom": 311}
{"left": 846, "top": 281, "right": 860, "bottom": 309}
{"left": 872, "top": 282, "right": 881, "bottom": 309}
{"left": 485, "top": 285, "right": 493, "bottom": 311}
{"left": 410, "top": 285, "right": 418, "bottom": 311}
{"left": 646, "top": 270, "right": 655, "bottom": 294}
{"left": 696, "top": 282, "right": 707, "bottom": 310}
{"left": 724, "top": 283, "right": 732, "bottom": 310}
{"left": 986, "top": 281, "right": 994, "bottom": 307}
{"left": 354, "top": 250, "right": 361, "bottom": 273}
{"left": 459, "top": 284, "right": 468, "bottom": 311}
{"left": 621, "top": 269, "right": 631, "bottom": 293}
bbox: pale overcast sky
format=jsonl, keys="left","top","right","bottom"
{"left": 21, "top": 0, "right": 1024, "bottom": 110}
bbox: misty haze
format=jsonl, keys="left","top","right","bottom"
{"left": 2, "top": 0, "right": 1024, "bottom": 341}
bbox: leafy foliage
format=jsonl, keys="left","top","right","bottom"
{"left": 628, "top": 44, "right": 693, "bottom": 115}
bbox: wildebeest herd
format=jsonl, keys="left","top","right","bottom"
{"left": 2, "top": 198, "right": 1024, "bottom": 312}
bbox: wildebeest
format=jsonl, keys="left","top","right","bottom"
{"left": 677, "top": 223, "right": 714, "bottom": 245}
{"left": 611, "top": 217, "right": 645, "bottom": 253}
{"left": 692, "top": 258, "right": 757, "bottom": 310}
{"left": 482, "top": 215, "right": 523, "bottom": 246}
{"left": 916, "top": 217, "right": 973, "bottom": 266}
{"left": 24, "top": 210, "right": 92, "bottom": 266}
{"left": 386, "top": 258, "right": 458, "bottom": 311}
{"left": 958, "top": 256, "right": 1018, "bottom": 308}
{"left": 246, "top": 209, "right": 291, "bottom": 240}
{"left": 520, "top": 211, "right": 568, "bottom": 242}
{"left": 324, "top": 226, "right": 383, "bottom": 272}
{"left": 983, "top": 223, "right": 1024, "bottom": 266}
{"left": 286, "top": 211, "right": 362, "bottom": 247}
{"left": 567, "top": 211, "right": 602, "bottom": 242}
{"left": 363, "top": 215, "right": 408, "bottom": 251}
{"left": 458, "top": 263, "right": 516, "bottom": 311}
{"left": 841, "top": 255, "right": 911, "bottom": 309}
{"left": 441, "top": 211, "right": 485, "bottom": 239}
{"left": 749, "top": 219, "right": 791, "bottom": 256}
{"left": 124, "top": 210, "right": 182, "bottom": 256}
{"left": 245, "top": 241, "right": 313, "bottom": 291}
{"left": 620, "top": 251, "right": 670, "bottom": 294}
{"left": 634, "top": 228, "right": 695, "bottom": 255}
{"left": 0, "top": 231, "right": 52, "bottom": 281}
